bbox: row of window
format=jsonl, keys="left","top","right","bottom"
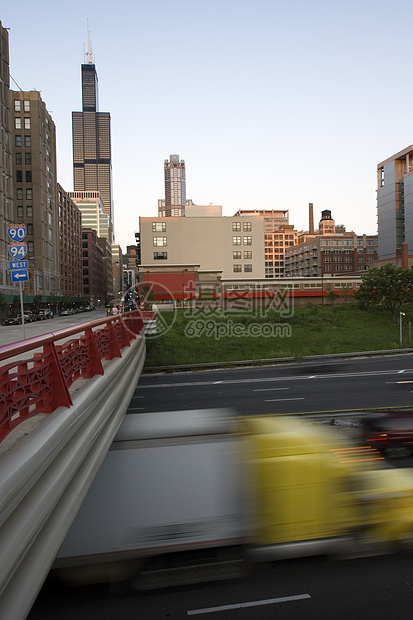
{"left": 232, "top": 222, "right": 252, "bottom": 231}
{"left": 233, "top": 236, "right": 252, "bottom": 246}
{"left": 16, "top": 153, "right": 31, "bottom": 165}
{"left": 14, "top": 100, "right": 30, "bottom": 112}
{"left": 15, "top": 117, "right": 31, "bottom": 130}
{"left": 16, "top": 188, "right": 32, "bottom": 200}
{"left": 233, "top": 251, "right": 252, "bottom": 259}
{"left": 16, "top": 170, "right": 32, "bottom": 182}
{"left": 233, "top": 264, "right": 253, "bottom": 273}
{"left": 15, "top": 135, "right": 31, "bottom": 147}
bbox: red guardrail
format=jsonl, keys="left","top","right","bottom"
{"left": 0, "top": 311, "right": 144, "bottom": 443}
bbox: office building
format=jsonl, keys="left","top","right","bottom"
{"left": 0, "top": 21, "right": 15, "bottom": 300}
{"left": 139, "top": 214, "right": 265, "bottom": 279}
{"left": 11, "top": 90, "right": 60, "bottom": 299}
{"left": 234, "top": 209, "right": 297, "bottom": 277}
{"left": 72, "top": 38, "right": 113, "bottom": 223}
{"left": 377, "top": 146, "right": 413, "bottom": 260}
{"left": 82, "top": 228, "right": 105, "bottom": 305}
{"left": 58, "top": 185, "right": 83, "bottom": 298}
{"left": 163, "top": 154, "right": 186, "bottom": 216}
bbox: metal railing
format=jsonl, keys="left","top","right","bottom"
{"left": 0, "top": 310, "right": 146, "bottom": 619}
{"left": 0, "top": 311, "right": 144, "bottom": 443}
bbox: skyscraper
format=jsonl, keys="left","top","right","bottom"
{"left": 164, "top": 154, "right": 186, "bottom": 216}
{"left": 72, "top": 32, "right": 113, "bottom": 224}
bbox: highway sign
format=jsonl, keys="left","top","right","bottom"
{"left": 7, "top": 224, "right": 27, "bottom": 242}
{"left": 9, "top": 260, "right": 29, "bottom": 270}
{"left": 8, "top": 242, "right": 28, "bottom": 259}
{"left": 11, "top": 270, "right": 29, "bottom": 282}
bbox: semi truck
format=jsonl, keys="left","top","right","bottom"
{"left": 53, "top": 409, "right": 413, "bottom": 588}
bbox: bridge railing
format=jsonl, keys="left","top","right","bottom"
{"left": 0, "top": 311, "right": 144, "bottom": 443}
{"left": 0, "top": 310, "right": 146, "bottom": 619}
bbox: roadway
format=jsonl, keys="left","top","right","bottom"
{"left": 0, "top": 307, "right": 107, "bottom": 347}
{"left": 29, "top": 552, "right": 413, "bottom": 619}
{"left": 27, "top": 351, "right": 413, "bottom": 619}
{"left": 134, "top": 354, "right": 413, "bottom": 416}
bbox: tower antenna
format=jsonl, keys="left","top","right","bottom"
{"left": 86, "top": 20, "right": 94, "bottom": 64}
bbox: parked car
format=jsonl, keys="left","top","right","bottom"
{"left": 362, "top": 411, "right": 413, "bottom": 458}
{"left": 17, "top": 312, "right": 35, "bottom": 323}
{"left": 44, "top": 309, "right": 54, "bottom": 319}
{"left": 3, "top": 316, "right": 21, "bottom": 326}
{"left": 35, "top": 310, "right": 47, "bottom": 321}
{"left": 59, "top": 309, "right": 73, "bottom": 316}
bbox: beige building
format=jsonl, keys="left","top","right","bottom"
{"left": 0, "top": 21, "right": 14, "bottom": 301}
{"left": 140, "top": 214, "right": 265, "bottom": 279}
{"left": 11, "top": 90, "right": 60, "bottom": 300}
{"left": 234, "top": 209, "right": 297, "bottom": 277}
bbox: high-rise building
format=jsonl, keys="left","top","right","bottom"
{"left": 58, "top": 185, "right": 83, "bottom": 298}
{"left": 377, "top": 146, "right": 413, "bottom": 260}
{"left": 72, "top": 35, "right": 113, "bottom": 223}
{"left": 164, "top": 154, "right": 186, "bottom": 216}
{"left": 11, "top": 90, "right": 60, "bottom": 299}
{"left": 0, "top": 21, "right": 14, "bottom": 300}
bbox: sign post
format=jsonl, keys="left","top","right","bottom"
{"left": 8, "top": 224, "right": 28, "bottom": 339}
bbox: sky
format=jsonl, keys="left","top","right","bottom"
{"left": 2, "top": 0, "right": 413, "bottom": 252}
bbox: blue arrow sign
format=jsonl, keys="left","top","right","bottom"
{"left": 10, "top": 260, "right": 28, "bottom": 270}
{"left": 9, "top": 243, "right": 28, "bottom": 259}
{"left": 11, "top": 270, "right": 29, "bottom": 282}
{"left": 8, "top": 224, "right": 27, "bottom": 242}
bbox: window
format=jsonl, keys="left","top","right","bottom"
{"left": 24, "top": 118, "right": 31, "bottom": 130}
{"left": 244, "top": 251, "right": 252, "bottom": 259}
{"left": 25, "top": 136, "right": 31, "bottom": 147}
{"left": 243, "top": 222, "right": 252, "bottom": 231}
{"left": 16, "top": 153, "right": 22, "bottom": 165}
{"left": 27, "top": 206, "right": 33, "bottom": 217}
{"left": 27, "top": 241, "right": 34, "bottom": 253}
{"left": 26, "top": 171, "right": 32, "bottom": 182}
{"left": 153, "top": 236, "right": 167, "bottom": 246}
{"left": 27, "top": 223, "right": 33, "bottom": 235}
{"left": 233, "top": 251, "right": 241, "bottom": 259}
{"left": 153, "top": 252, "right": 168, "bottom": 259}
{"left": 17, "top": 189, "right": 23, "bottom": 200}
{"left": 243, "top": 236, "right": 252, "bottom": 245}
{"left": 17, "top": 206, "right": 23, "bottom": 218}
{"left": 16, "top": 170, "right": 22, "bottom": 182}
{"left": 152, "top": 222, "right": 166, "bottom": 232}
{"left": 14, "top": 100, "right": 21, "bottom": 112}
{"left": 24, "top": 100, "right": 30, "bottom": 112}
{"left": 232, "top": 222, "right": 241, "bottom": 231}
{"left": 244, "top": 264, "right": 252, "bottom": 272}
{"left": 233, "top": 264, "right": 242, "bottom": 272}
{"left": 25, "top": 153, "right": 31, "bottom": 165}
{"left": 15, "top": 135, "right": 22, "bottom": 147}
{"left": 233, "top": 236, "right": 241, "bottom": 245}
{"left": 15, "top": 117, "right": 21, "bottom": 129}
{"left": 26, "top": 188, "right": 32, "bottom": 200}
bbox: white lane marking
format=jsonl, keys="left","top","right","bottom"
{"left": 138, "top": 369, "right": 413, "bottom": 390}
{"left": 253, "top": 387, "right": 289, "bottom": 392}
{"left": 214, "top": 381, "right": 223, "bottom": 384}
{"left": 130, "top": 396, "right": 144, "bottom": 400}
{"left": 187, "top": 593, "right": 311, "bottom": 615}
{"left": 127, "top": 407, "right": 145, "bottom": 412}
{"left": 265, "top": 397, "right": 305, "bottom": 402}
{"left": 399, "top": 370, "right": 406, "bottom": 373}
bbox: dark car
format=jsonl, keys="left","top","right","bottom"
{"left": 35, "top": 310, "right": 47, "bottom": 321}
{"left": 361, "top": 411, "right": 413, "bottom": 458}
{"left": 3, "top": 316, "right": 21, "bottom": 326}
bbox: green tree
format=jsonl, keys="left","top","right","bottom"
{"left": 355, "top": 264, "right": 413, "bottom": 321}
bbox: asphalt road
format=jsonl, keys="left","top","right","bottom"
{"left": 12, "top": 334, "right": 413, "bottom": 619}
{"left": 134, "top": 354, "right": 413, "bottom": 416}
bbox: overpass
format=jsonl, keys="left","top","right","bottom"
{"left": 0, "top": 311, "right": 146, "bottom": 619}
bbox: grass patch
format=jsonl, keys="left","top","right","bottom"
{"left": 144, "top": 305, "right": 411, "bottom": 367}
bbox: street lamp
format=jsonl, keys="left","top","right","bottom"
{"left": 400, "top": 311, "right": 406, "bottom": 346}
